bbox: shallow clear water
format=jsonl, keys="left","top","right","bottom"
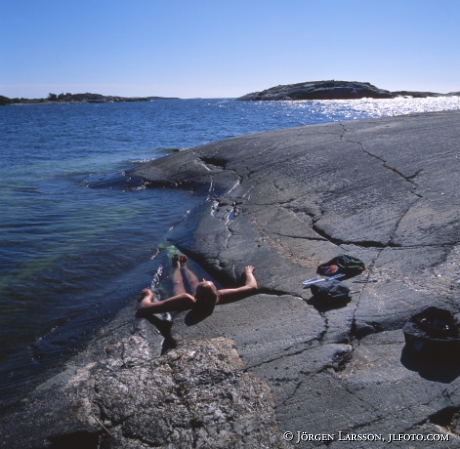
{"left": 1, "top": 96, "right": 460, "bottom": 403}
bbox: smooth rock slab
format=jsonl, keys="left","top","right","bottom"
{"left": 133, "top": 110, "right": 460, "bottom": 447}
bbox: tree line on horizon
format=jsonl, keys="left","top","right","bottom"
{"left": 0, "top": 92, "right": 174, "bottom": 105}
{"left": 0, "top": 92, "right": 108, "bottom": 105}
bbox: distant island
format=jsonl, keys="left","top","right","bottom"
{"left": 3, "top": 82, "right": 459, "bottom": 106}
{"left": 0, "top": 92, "right": 178, "bottom": 106}
{"left": 237, "top": 80, "right": 460, "bottom": 101}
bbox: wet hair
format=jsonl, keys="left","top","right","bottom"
{"left": 195, "top": 281, "right": 218, "bottom": 310}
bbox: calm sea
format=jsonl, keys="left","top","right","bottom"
{"left": 1, "top": 96, "right": 460, "bottom": 405}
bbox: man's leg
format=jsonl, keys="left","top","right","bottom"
{"left": 137, "top": 254, "right": 196, "bottom": 318}
{"left": 172, "top": 254, "right": 186, "bottom": 296}
{"left": 180, "top": 255, "right": 200, "bottom": 295}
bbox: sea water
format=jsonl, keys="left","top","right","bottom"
{"left": 1, "top": 96, "right": 460, "bottom": 405}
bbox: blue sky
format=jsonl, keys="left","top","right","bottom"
{"left": 1, "top": 0, "right": 459, "bottom": 98}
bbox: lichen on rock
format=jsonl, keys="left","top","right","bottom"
{"left": 67, "top": 337, "right": 290, "bottom": 448}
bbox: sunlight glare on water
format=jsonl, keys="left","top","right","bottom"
{"left": 279, "top": 95, "right": 460, "bottom": 122}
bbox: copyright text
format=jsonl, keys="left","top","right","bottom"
{"left": 283, "top": 431, "right": 449, "bottom": 444}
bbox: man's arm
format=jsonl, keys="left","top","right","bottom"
{"left": 216, "top": 266, "right": 258, "bottom": 305}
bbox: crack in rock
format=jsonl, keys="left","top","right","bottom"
{"left": 348, "top": 141, "right": 422, "bottom": 191}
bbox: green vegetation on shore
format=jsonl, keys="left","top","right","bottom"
{"left": 0, "top": 92, "right": 177, "bottom": 106}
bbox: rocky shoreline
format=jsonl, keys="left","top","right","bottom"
{"left": 2, "top": 110, "right": 460, "bottom": 448}
{"left": 237, "top": 80, "right": 459, "bottom": 101}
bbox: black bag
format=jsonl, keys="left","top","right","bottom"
{"left": 403, "top": 307, "right": 460, "bottom": 361}
{"left": 310, "top": 280, "right": 351, "bottom": 301}
{"left": 317, "top": 254, "right": 365, "bottom": 277}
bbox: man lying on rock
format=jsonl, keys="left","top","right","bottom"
{"left": 137, "top": 254, "right": 258, "bottom": 317}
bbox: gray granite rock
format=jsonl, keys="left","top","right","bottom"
{"left": 133, "top": 110, "right": 460, "bottom": 447}
{"left": 3, "top": 110, "right": 460, "bottom": 448}
{"left": 1, "top": 314, "right": 289, "bottom": 449}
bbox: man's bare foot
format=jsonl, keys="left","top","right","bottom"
{"left": 172, "top": 254, "right": 180, "bottom": 268}
{"left": 179, "top": 255, "right": 188, "bottom": 267}
{"left": 141, "top": 288, "right": 155, "bottom": 302}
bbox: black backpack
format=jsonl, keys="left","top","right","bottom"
{"left": 403, "top": 307, "right": 460, "bottom": 362}
{"left": 310, "top": 280, "right": 351, "bottom": 301}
